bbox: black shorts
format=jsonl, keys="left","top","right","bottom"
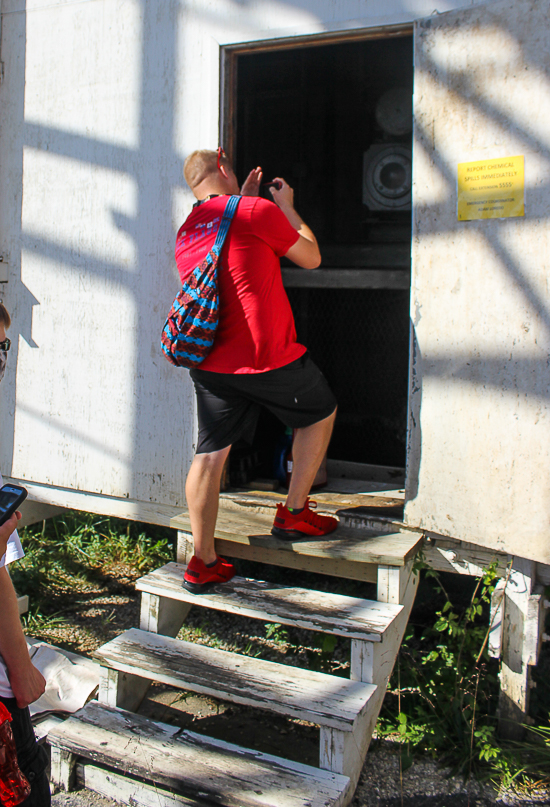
{"left": 190, "top": 352, "right": 337, "bottom": 454}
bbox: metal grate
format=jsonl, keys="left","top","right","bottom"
{"left": 286, "top": 287, "right": 410, "bottom": 467}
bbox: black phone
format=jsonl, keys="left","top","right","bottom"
{"left": 0, "top": 484, "right": 27, "bottom": 527}
{"left": 262, "top": 180, "right": 282, "bottom": 191}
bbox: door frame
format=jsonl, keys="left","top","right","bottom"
{"left": 220, "top": 24, "right": 413, "bottom": 165}
{"left": 220, "top": 25, "right": 415, "bottom": 474}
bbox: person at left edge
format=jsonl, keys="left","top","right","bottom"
{"left": 0, "top": 301, "right": 51, "bottom": 806}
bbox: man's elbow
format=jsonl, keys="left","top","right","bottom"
{"left": 299, "top": 246, "right": 321, "bottom": 269}
{"left": 305, "top": 250, "right": 321, "bottom": 269}
{"left": 284, "top": 239, "right": 321, "bottom": 269}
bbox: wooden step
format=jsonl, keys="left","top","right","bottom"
{"left": 48, "top": 700, "right": 351, "bottom": 807}
{"left": 171, "top": 505, "right": 422, "bottom": 569}
{"left": 220, "top": 489, "right": 406, "bottom": 534}
{"left": 137, "top": 562, "right": 403, "bottom": 642}
{"left": 95, "top": 628, "right": 377, "bottom": 732}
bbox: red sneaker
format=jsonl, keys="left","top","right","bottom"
{"left": 271, "top": 499, "right": 339, "bottom": 541}
{"left": 183, "top": 555, "right": 236, "bottom": 594}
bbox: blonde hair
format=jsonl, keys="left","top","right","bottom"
{"left": 0, "top": 303, "right": 11, "bottom": 329}
{"left": 183, "top": 149, "right": 230, "bottom": 189}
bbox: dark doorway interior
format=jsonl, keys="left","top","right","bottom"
{"left": 234, "top": 35, "right": 413, "bottom": 476}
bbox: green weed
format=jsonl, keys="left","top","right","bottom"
{"left": 305, "top": 632, "right": 338, "bottom": 673}
{"left": 379, "top": 561, "right": 501, "bottom": 776}
{"left": 11, "top": 511, "right": 174, "bottom": 611}
{"left": 21, "top": 609, "right": 67, "bottom": 633}
{"left": 378, "top": 559, "right": 550, "bottom": 794}
{"left": 265, "top": 623, "right": 289, "bottom": 645}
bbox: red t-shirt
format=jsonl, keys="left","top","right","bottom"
{"left": 175, "top": 195, "right": 305, "bottom": 374}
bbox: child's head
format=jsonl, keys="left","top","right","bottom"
{"left": 0, "top": 302, "right": 10, "bottom": 382}
{"left": 0, "top": 303, "right": 10, "bottom": 334}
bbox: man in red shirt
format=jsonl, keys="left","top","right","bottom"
{"left": 178, "top": 149, "right": 338, "bottom": 593}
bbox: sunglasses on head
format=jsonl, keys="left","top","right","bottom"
{"left": 0, "top": 338, "right": 10, "bottom": 351}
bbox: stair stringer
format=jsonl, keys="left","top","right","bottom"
{"left": 319, "top": 559, "right": 418, "bottom": 792}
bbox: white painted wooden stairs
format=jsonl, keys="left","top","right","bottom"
{"left": 48, "top": 496, "right": 422, "bottom": 807}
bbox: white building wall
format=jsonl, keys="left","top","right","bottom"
{"left": 0, "top": 0, "right": 489, "bottom": 507}
{"left": 405, "top": 0, "right": 550, "bottom": 564}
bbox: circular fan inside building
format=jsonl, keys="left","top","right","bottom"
{"left": 362, "top": 144, "right": 412, "bottom": 210}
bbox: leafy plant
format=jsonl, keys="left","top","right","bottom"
{"left": 378, "top": 561, "right": 502, "bottom": 777}
{"left": 265, "top": 623, "right": 289, "bottom": 645}
{"left": 304, "top": 632, "right": 338, "bottom": 673}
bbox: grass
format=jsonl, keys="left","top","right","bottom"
{"left": 12, "top": 510, "right": 174, "bottom": 635}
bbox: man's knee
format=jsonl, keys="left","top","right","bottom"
{"left": 190, "top": 446, "right": 231, "bottom": 475}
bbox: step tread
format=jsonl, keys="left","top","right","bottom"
{"left": 170, "top": 505, "right": 421, "bottom": 567}
{"left": 220, "top": 489, "right": 405, "bottom": 517}
{"left": 95, "top": 628, "right": 376, "bottom": 731}
{"left": 137, "top": 562, "right": 403, "bottom": 642}
{"left": 48, "top": 700, "right": 351, "bottom": 807}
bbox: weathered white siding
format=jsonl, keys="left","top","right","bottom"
{"left": 0, "top": 0, "right": 485, "bottom": 508}
{"left": 405, "top": 0, "right": 550, "bottom": 564}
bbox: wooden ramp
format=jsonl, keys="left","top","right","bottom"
{"left": 49, "top": 496, "right": 421, "bottom": 807}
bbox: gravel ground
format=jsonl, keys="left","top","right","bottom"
{"left": 49, "top": 748, "right": 550, "bottom": 807}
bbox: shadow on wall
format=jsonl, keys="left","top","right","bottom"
{"left": 2, "top": 0, "right": 549, "bottom": 508}
{"left": 404, "top": 0, "right": 550, "bottom": 541}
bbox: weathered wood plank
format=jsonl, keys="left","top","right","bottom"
{"left": 18, "top": 500, "right": 65, "bottom": 528}
{"left": 95, "top": 628, "right": 376, "bottom": 732}
{"left": 319, "top": 568, "right": 419, "bottom": 788}
{"left": 50, "top": 747, "right": 75, "bottom": 792}
{"left": 214, "top": 538, "right": 379, "bottom": 583}
{"left": 377, "top": 560, "right": 417, "bottom": 605}
{"left": 219, "top": 490, "right": 406, "bottom": 534}
{"left": 140, "top": 591, "right": 191, "bottom": 637}
{"left": 344, "top": 565, "right": 419, "bottom": 792}
{"left": 498, "top": 559, "right": 544, "bottom": 739}
{"left": 220, "top": 490, "right": 405, "bottom": 513}
{"left": 177, "top": 530, "right": 194, "bottom": 565}
{"left": 137, "top": 563, "right": 402, "bottom": 642}
{"left": 76, "top": 764, "right": 201, "bottom": 807}
{"left": 98, "top": 666, "right": 151, "bottom": 712}
{"left": 5, "top": 477, "right": 186, "bottom": 527}
{"left": 423, "top": 534, "right": 510, "bottom": 577}
{"left": 49, "top": 701, "right": 351, "bottom": 807}
{"left": 170, "top": 508, "right": 421, "bottom": 567}
{"left": 489, "top": 579, "right": 506, "bottom": 659}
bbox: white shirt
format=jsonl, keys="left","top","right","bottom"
{"left": 0, "top": 472, "right": 25, "bottom": 698}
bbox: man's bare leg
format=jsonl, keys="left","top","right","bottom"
{"left": 286, "top": 408, "right": 336, "bottom": 509}
{"left": 185, "top": 445, "right": 232, "bottom": 565}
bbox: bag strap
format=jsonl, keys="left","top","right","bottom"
{"left": 211, "top": 195, "right": 241, "bottom": 257}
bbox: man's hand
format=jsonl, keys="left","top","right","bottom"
{"left": 0, "top": 511, "right": 21, "bottom": 560}
{"left": 10, "top": 662, "right": 46, "bottom": 709}
{"left": 268, "top": 177, "right": 294, "bottom": 209}
{"left": 240, "top": 167, "right": 262, "bottom": 196}
{"left": 268, "top": 177, "right": 321, "bottom": 269}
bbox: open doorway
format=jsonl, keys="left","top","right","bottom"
{"left": 224, "top": 32, "right": 413, "bottom": 486}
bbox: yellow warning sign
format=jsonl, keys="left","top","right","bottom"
{"left": 457, "top": 155, "right": 524, "bottom": 221}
